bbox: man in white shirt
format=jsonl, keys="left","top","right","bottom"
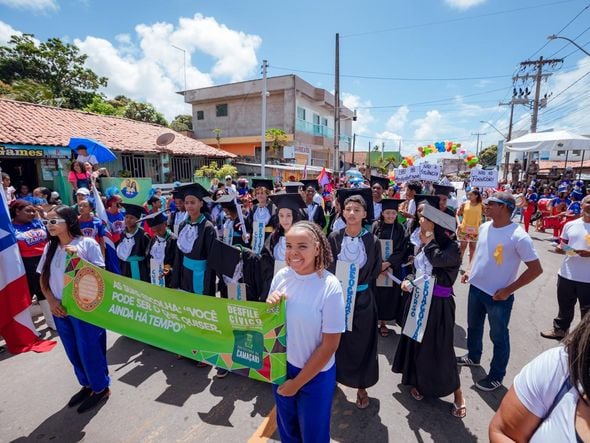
{"left": 224, "top": 175, "right": 237, "bottom": 196}
{"left": 458, "top": 192, "right": 543, "bottom": 392}
{"left": 75, "top": 145, "right": 98, "bottom": 168}
{"left": 541, "top": 194, "right": 590, "bottom": 340}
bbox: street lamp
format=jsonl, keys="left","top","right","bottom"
{"left": 547, "top": 34, "right": 590, "bottom": 56}
{"left": 479, "top": 120, "right": 507, "bottom": 139}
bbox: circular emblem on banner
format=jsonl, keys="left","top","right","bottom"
{"left": 121, "top": 179, "right": 139, "bottom": 199}
{"left": 73, "top": 267, "right": 105, "bottom": 312}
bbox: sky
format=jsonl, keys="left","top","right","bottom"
{"left": 1, "top": 0, "right": 589, "bottom": 156}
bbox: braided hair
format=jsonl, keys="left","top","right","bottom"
{"left": 289, "top": 220, "right": 333, "bottom": 272}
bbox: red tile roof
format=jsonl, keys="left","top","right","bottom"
{"left": 0, "top": 99, "right": 235, "bottom": 158}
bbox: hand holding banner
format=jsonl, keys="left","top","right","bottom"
{"left": 401, "top": 270, "right": 435, "bottom": 343}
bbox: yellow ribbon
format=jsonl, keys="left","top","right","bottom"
{"left": 585, "top": 233, "right": 590, "bottom": 247}
{"left": 493, "top": 243, "right": 504, "bottom": 265}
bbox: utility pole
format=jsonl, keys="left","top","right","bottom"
{"left": 351, "top": 133, "right": 356, "bottom": 166}
{"left": 260, "top": 59, "right": 268, "bottom": 177}
{"left": 367, "top": 141, "right": 371, "bottom": 175}
{"left": 381, "top": 142, "right": 385, "bottom": 161}
{"left": 333, "top": 33, "right": 340, "bottom": 175}
{"left": 471, "top": 132, "right": 486, "bottom": 156}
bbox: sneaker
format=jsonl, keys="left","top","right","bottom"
{"left": 475, "top": 377, "right": 502, "bottom": 392}
{"left": 215, "top": 368, "right": 229, "bottom": 379}
{"left": 540, "top": 328, "right": 568, "bottom": 341}
{"left": 77, "top": 388, "right": 110, "bottom": 413}
{"left": 456, "top": 355, "right": 480, "bottom": 367}
{"left": 67, "top": 386, "right": 92, "bottom": 407}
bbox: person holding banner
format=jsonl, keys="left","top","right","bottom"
{"left": 260, "top": 193, "right": 305, "bottom": 300}
{"left": 328, "top": 190, "right": 382, "bottom": 410}
{"left": 105, "top": 189, "right": 125, "bottom": 245}
{"left": 37, "top": 205, "right": 110, "bottom": 413}
{"left": 144, "top": 211, "right": 177, "bottom": 288}
{"left": 171, "top": 183, "right": 217, "bottom": 296}
{"left": 371, "top": 199, "right": 409, "bottom": 336}
{"left": 267, "top": 220, "right": 345, "bottom": 443}
{"left": 392, "top": 195, "right": 466, "bottom": 418}
{"left": 248, "top": 178, "right": 276, "bottom": 254}
{"left": 116, "top": 203, "right": 150, "bottom": 283}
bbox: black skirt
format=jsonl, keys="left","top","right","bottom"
{"left": 336, "top": 288, "right": 379, "bottom": 389}
{"left": 374, "top": 284, "right": 406, "bottom": 324}
{"left": 392, "top": 294, "right": 460, "bottom": 398}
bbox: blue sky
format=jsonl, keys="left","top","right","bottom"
{"left": 1, "top": 0, "right": 589, "bottom": 156}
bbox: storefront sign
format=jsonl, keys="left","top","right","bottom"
{"left": 0, "top": 145, "right": 70, "bottom": 159}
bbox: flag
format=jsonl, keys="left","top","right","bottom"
{"left": 302, "top": 163, "right": 308, "bottom": 179}
{"left": 92, "top": 186, "right": 121, "bottom": 274}
{"left": 0, "top": 186, "right": 56, "bottom": 353}
{"left": 317, "top": 167, "right": 330, "bottom": 186}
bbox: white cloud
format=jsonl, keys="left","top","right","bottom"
{"left": 342, "top": 92, "right": 374, "bottom": 135}
{"left": 0, "top": 0, "right": 57, "bottom": 12}
{"left": 412, "top": 110, "right": 444, "bottom": 140}
{"left": 0, "top": 20, "right": 21, "bottom": 45}
{"left": 444, "top": 0, "right": 486, "bottom": 10}
{"left": 385, "top": 106, "right": 409, "bottom": 132}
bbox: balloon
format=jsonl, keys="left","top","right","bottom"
{"left": 460, "top": 149, "right": 466, "bottom": 155}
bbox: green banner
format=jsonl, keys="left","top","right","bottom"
{"left": 61, "top": 256, "right": 287, "bottom": 384}
{"left": 101, "top": 177, "right": 153, "bottom": 205}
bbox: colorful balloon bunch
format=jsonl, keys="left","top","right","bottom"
{"left": 464, "top": 153, "right": 479, "bottom": 168}
{"left": 397, "top": 140, "right": 479, "bottom": 168}
{"left": 400, "top": 156, "right": 415, "bottom": 167}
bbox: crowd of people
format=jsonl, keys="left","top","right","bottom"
{"left": 1, "top": 164, "right": 589, "bottom": 442}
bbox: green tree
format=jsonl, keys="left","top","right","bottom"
{"left": 479, "top": 144, "right": 498, "bottom": 168}
{"left": 0, "top": 34, "right": 108, "bottom": 109}
{"left": 83, "top": 95, "right": 121, "bottom": 116}
{"left": 170, "top": 114, "right": 193, "bottom": 132}
{"left": 2, "top": 78, "right": 65, "bottom": 106}
{"left": 194, "top": 161, "right": 237, "bottom": 180}
{"left": 123, "top": 101, "right": 167, "bottom": 126}
{"left": 265, "top": 128, "right": 287, "bottom": 152}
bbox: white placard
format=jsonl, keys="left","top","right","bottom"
{"left": 376, "top": 240, "right": 393, "bottom": 287}
{"left": 273, "top": 260, "right": 287, "bottom": 276}
{"left": 227, "top": 282, "right": 247, "bottom": 301}
{"left": 470, "top": 169, "right": 498, "bottom": 189}
{"left": 251, "top": 222, "right": 265, "bottom": 255}
{"left": 419, "top": 163, "right": 441, "bottom": 182}
{"left": 396, "top": 165, "right": 421, "bottom": 183}
{"left": 335, "top": 261, "right": 359, "bottom": 331}
{"left": 149, "top": 259, "right": 165, "bottom": 287}
{"left": 402, "top": 270, "right": 435, "bottom": 343}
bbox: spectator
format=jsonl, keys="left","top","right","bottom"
{"left": 16, "top": 183, "right": 32, "bottom": 200}
{"left": 78, "top": 199, "right": 106, "bottom": 258}
{"left": 75, "top": 145, "right": 98, "bottom": 168}
{"left": 68, "top": 161, "right": 91, "bottom": 202}
{"left": 224, "top": 175, "right": 237, "bottom": 196}
{"left": 2, "top": 172, "right": 15, "bottom": 201}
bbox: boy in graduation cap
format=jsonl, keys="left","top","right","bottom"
{"left": 167, "top": 189, "right": 188, "bottom": 236}
{"left": 143, "top": 211, "right": 177, "bottom": 288}
{"left": 247, "top": 178, "right": 276, "bottom": 254}
{"left": 301, "top": 179, "right": 327, "bottom": 229}
{"left": 216, "top": 194, "right": 251, "bottom": 247}
{"left": 371, "top": 176, "right": 390, "bottom": 221}
{"left": 116, "top": 203, "right": 151, "bottom": 282}
{"left": 432, "top": 183, "right": 457, "bottom": 217}
{"left": 170, "top": 183, "right": 217, "bottom": 296}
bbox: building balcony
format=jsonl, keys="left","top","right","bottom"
{"left": 295, "top": 118, "right": 351, "bottom": 149}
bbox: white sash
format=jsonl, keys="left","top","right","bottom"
{"left": 173, "top": 211, "right": 187, "bottom": 235}
{"left": 178, "top": 223, "right": 198, "bottom": 253}
{"left": 307, "top": 203, "right": 317, "bottom": 221}
{"left": 222, "top": 219, "right": 233, "bottom": 245}
{"left": 335, "top": 260, "right": 359, "bottom": 331}
{"left": 150, "top": 258, "right": 165, "bottom": 287}
{"left": 251, "top": 221, "right": 265, "bottom": 254}
{"left": 253, "top": 205, "right": 271, "bottom": 225}
{"left": 376, "top": 239, "right": 394, "bottom": 287}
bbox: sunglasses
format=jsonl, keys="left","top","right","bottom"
{"left": 42, "top": 218, "right": 67, "bottom": 225}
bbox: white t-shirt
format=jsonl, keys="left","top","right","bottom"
{"left": 269, "top": 267, "right": 345, "bottom": 371}
{"left": 37, "top": 236, "right": 105, "bottom": 300}
{"left": 559, "top": 218, "right": 590, "bottom": 283}
{"left": 513, "top": 346, "right": 581, "bottom": 443}
{"left": 469, "top": 221, "right": 538, "bottom": 296}
{"left": 77, "top": 154, "right": 98, "bottom": 166}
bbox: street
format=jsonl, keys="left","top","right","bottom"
{"left": 0, "top": 228, "right": 579, "bottom": 443}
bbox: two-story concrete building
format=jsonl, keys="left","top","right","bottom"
{"left": 181, "top": 74, "right": 354, "bottom": 169}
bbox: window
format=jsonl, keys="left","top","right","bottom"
{"left": 322, "top": 117, "right": 328, "bottom": 127}
{"left": 572, "top": 150, "right": 581, "bottom": 155}
{"left": 196, "top": 110, "right": 204, "bottom": 120}
{"left": 313, "top": 113, "right": 321, "bottom": 135}
{"left": 556, "top": 150, "right": 565, "bottom": 156}
{"left": 297, "top": 106, "right": 306, "bottom": 121}
{"left": 216, "top": 104, "right": 228, "bottom": 117}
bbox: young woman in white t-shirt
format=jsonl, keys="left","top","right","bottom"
{"left": 38, "top": 205, "right": 110, "bottom": 414}
{"left": 267, "top": 221, "right": 345, "bottom": 443}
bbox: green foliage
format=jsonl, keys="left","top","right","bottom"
{"left": 194, "top": 161, "right": 237, "bottom": 180}
{"left": 83, "top": 95, "right": 122, "bottom": 116}
{"left": 170, "top": 114, "right": 193, "bottom": 132}
{"left": 479, "top": 144, "right": 498, "bottom": 168}
{"left": 265, "top": 128, "right": 287, "bottom": 151}
{"left": 123, "top": 101, "right": 167, "bottom": 126}
{"left": 4, "top": 78, "right": 65, "bottom": 106}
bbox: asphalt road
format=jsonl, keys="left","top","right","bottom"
{"left": 0, "top": 228, "right": 580, "bottom": 443}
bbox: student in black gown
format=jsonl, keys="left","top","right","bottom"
{"left": 116, "top": 203, "right": 150, "bottom": 282}
{"left": 167, "top": 190, "right": 187, "bottom": 236}
{"left": 371, "top": 199, "right": 409, "bottom": 336}
{"left": 170, "top": 183, "right": 217, "bottom": 296}
{"left": 302, "top": 180, "right": 327, "bottom": 229}
{"left": 327, "top": 194, "right": 346, "bottom": 236}
{"left": 216, "top": 195, "right": 251, "bottom": 247}
{"left": 260, "top": 193, "right": 305, "bottom": 300}
{"left": 328, "top": 190, "right": 382, "bottom": 409}
{"left": 370, "top": 176, "right": 390, "bottom": 222}
{"left": 144, "top": 211, "right": 177, "bottom": 288}
{"left": 392, "top": 195, "right": 466, "bottom": 418}
{"left": 432, "top": 183, "right": 457, "bottom": 217}
{"left": 248, "top": 178, "right": 276, "bottom": 254}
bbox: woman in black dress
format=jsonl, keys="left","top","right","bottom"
{"left": 328, "top": 190, "right": 382, "bottom": 409}
{"left": 248, "top": 178, "right": 276, "bottom": 254}
{"left": 392, "top": 196, "right": 466, "bottom": 418}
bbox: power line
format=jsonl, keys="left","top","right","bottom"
{"left": 548, "top": 25, "right": 590, "bottom": 58}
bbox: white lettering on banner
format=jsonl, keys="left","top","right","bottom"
{"left": 335, "top": 261, "right": 359, "bottom": 331}
{"left": 376, "top": 239, "right": 393, "bottom": 287}
{"left": 470, "top": 169, "right": 498, "bottom": 189}
{"left": 252, "top": 222, "right": 265, "bottom": 255}
{"left": 150, "top": 259, "right": 165, "bottom": 287}
{"left": 419, "top": 163, "right": 442, "bottom": 182}
{"left": 402, "top": 270, "right": 435, "bottom": 343}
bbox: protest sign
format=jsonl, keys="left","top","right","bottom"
{"left": 419, "top": 163, "right": 441, "bottom": 182}
{"left": 469, "top": 169, "right": 498, "bottom": 189}
{"left": 62, "top": 257, "right": 287, "bottom": 384}
{"left": 101, "top": 177, "right": 153, "bottom": 205}
{"left": 395, "top": 166, "right": 420, "bottom": 182}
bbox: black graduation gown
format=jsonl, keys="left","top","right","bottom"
{"left": 247, "top": 201, "right": 276, "bottom": 244}
{"left": 170, "top": 216, "right": 217, "bottom": 296}
{"left": 392, "top": 239, "right": 461, "bottom": 398}
{"left": 117, "top": 228, "right": 151, "bottom": 282}
{"left": 260, "top": 232, "right": 283, "bottom": 301}
{"left": 146, "top": 231, "right": 177, "bottom": 288}
{"left": 305, "top": 202, "right": 327, "bottom": 229}
{"left": 371, "top": 221, "right": 409, "bottom": 323}
{"left": 328, "top": 229, "right": 382, "bottom": 389}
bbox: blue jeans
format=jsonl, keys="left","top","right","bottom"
{"left": 466, "top": 285, "right": 514, "bottom": 382}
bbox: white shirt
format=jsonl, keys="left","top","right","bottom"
{"left": 77, "top": 154, "right": 98, "bottom": 165}
{"left": 559, "top": 218, "right": 590, "bottom": 283}
{"left": 373, "top": 201, "right": 382, "bottom": 220}
{"left": 469, "top": 221, "right": 538, "bottom": 296}
{"left": 37, "top": 236, "right": 105, "bottom": 300}
{"left": 513, "top": 346, "right": 580, "bottom": 443}
{"left": 269, "top": 267, "right": 345, "bottom": 371}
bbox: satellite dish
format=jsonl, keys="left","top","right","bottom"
{"left": 156, "top": 132, "right": 175, "bottom": 146}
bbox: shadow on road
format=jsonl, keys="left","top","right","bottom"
{"left": 459, "top": 365, "right": 508, "bottom": 412}
{"left": 376, "top": 325, "right": 401, "bottom": 367}
{"left": 453, "top": 323, "right": 468, "bottom": 350}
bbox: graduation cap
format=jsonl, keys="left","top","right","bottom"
{"left": 336, "top": 188, "right": 374, "bottom": 221}
{"left": 301, "top": 179, "right": 320, "bottom": 191}
{"left": 122, "top": 203, "right": 146, "bottom": 219}
{"left": 147, "top": 194, "right": 160, "bottom": 205}
{"left": 176, "top": 183, "right": 211, "bottom": 201}
{"left": 269, "top": 192, "right": 306, "bottom": 211}
{"left": 251, "top": 178, "right": 274, "bottom": 191}
{"left": 208, "top": 239, "right": 242, "bottom": 277}
{"left": 370, "top": 175, "right": 390, "bottom": 190}
{"left": 414, "top": 195, "right": 441, "bottom": 210}
{"left": 216, "top": 194, "right": 237, "bottom": 210}
{"left": 139, "top": 210, "right": 169, "bottom": 227}
{"left": 283, "top": 182, "right": 304, "bottom": 193}
{"left": 170, "top": 189, "right": 182, "bottom": 199}
{"left": 432, "top": 184, "right": 455, "bottom": 197}
{"left": 380, "top": 199, "right": 404, "bottom": 211}
{"left": 421, "top": 204, "right": 457, "bottom": 233}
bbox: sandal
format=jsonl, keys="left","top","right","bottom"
{"left": 452, "top": 401, "right": 467, "bottom": 419}
{"left": 410, "top": 387, "right": 424, "bottom": 401}
{"left": 356, "top": 391, "right": 370, "bottom": 409}
{"left": 379, "top": 324, "right": 389, "bottom": 337}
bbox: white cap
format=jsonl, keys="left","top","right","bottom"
{"left": 76, "top": 187, "right": 90, "bottom": 195}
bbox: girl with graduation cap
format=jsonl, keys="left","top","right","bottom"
{"left": 327, "top": 188, "right": 382, "bottom": 409}
{"left": 260, "top": 192, "right": 305, "bottom": 300}
{"left": 170, "top": 183, "right": 217, "bottom": 296}
{"left": 247, "top": 178, "right": 276, "bottom": 254}
{"left": 371, "top": 199, "right": 410, "bottom": 336}
{"left": 392, "top": 195, "right": 466, "bottom": 418}
{"left": 116, "top": 203, "right": 151, "bottom": 282}
{"left": 144, "top": 211, "right": 177, "bottom": 288}
{"left": 216, "top": 195, "right": 251, "bottom": 248}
